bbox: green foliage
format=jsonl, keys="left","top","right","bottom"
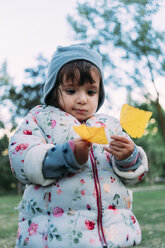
{"left": 0, "top": 61, "right": 20, "bottom": 130}
{"left": 0, "top": 56, "right": 48, "bottom": 192}
{"left": 134, "top": 101, "right": 165, "bottom": 178}
{"left": 68, "top": 0, "right": 165, "bottom": 177}
{"left": 0, "top": 61, "right": 14, "bottom": 128}
{"left": 0, "top": 135, "right": 17, "bottom": 191}
{"left": 0, "top": 62, "right": 17, "bottom": 192}
{"left": 67, "top": 0, "right": 165, "bottom": 89}
{"left": 0, "top": 121, "right": 4, "bottom": 129}
{"left": 0, "top": 61, "right": 12, "bottom": 88}
{"left": 7, "top": 55, "right": 48, "bottom": 118}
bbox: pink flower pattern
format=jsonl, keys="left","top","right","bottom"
{"left": 80, "top": 179, "right": 85, "bottom": 184}
{"left": 15, "top": 143, "right": 29, "bottom": 152}
{"left": 23, "top": 130, "right": 32, "bottom": 135}
{"left": 9, "top": 106, "right": 144, "bottom": 247}
{"left": 53, "top": 207, "right": 64, "bottom": 217}
{"left": 51, "top": 119, "right": 56, "bottom": 128}
{"left": 85, "top": 220, "right": 95, "bottom": 230}
{"left": 28, "top": 223, "right": 38, "bottom": 236}
{"left": 81, "top": 190, "right": 85, "bottom": 196}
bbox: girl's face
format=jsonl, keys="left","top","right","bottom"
{"left": 57, "top": 69, "right": 100, "bottom": 122}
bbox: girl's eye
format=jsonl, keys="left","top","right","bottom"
{"left": 66, "top": 89, "right": 75, "bottom": 94}
{"left": 88, "top": 90, "right": 96, "bottom": 96}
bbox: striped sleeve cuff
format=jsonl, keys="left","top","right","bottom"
{"left": 114, "top": 145, "right": 141, "bottom": 172}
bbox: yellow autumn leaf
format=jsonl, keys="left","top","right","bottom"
{"left": 73, "top": 124, "right": 108, "bottom": 144}
{"left": 120, "top": 104, "right": 152, "bottom": 138}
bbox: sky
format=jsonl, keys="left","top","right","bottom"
{"left": 1, "top": 0, "right": 165, "bottom": 117}
{"left": 0, "top": 0, "right": 78, "bottom": 83}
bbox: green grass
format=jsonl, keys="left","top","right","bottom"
{"left": 0, "top": 195, "right": 21, "bottom": 248}
{"left": 0, "top": 189, "right": 165, "bottom": 247}
{"left": 133, "top": 188, "right": 165, "bottom": 248}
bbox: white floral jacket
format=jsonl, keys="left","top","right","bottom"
{"left": 9, "top": 105, "right": 148, "bottom": 248}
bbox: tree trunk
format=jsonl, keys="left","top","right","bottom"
{"left": 155, "top": 99, "right": 165, "bottom": 143}
{"left": 17, "top": 181, "right": 23, "bottom": 195}
{"left": 155, "top": 99, "right": 165, "bottom": 176}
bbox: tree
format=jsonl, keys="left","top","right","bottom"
{"left": 134, "top": 101, "right": 165, "bottom": 181}
{"left": 0, "top": 61, "right": 13, "bottom": 128}
{"left": 6, "top": 54, "right": 48, "bottom": 119}
{"left": 68, "top": 0, "right": 165, "bottom": 85}
{"left": 67, "top": 0, "right": 165, "bottom": 129}
{"left": 67, "top": 0, "right": 165, "bottom": 176}
{"left": 0, "top": 56, "right": 48, "bottom": 193}
{"left": 0, "top": 62, "right": 18, "bottom": 192}
{"left": 0, "top": 134, "right": 18, "bottom": 192}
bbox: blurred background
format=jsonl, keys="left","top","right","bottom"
{"left": 0, "top": 0, "right": 165, "bottom": 247}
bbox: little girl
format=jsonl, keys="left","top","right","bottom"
{"left": 9, "top": 44, "right": 148, "bottom": 248}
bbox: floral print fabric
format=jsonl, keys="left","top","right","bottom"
{"left": 9, "top": 105, "right": 143, "bottom": 247}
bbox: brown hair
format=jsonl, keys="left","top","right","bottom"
{"left": 46, "top": 60, "right": 101, "bottom": 108}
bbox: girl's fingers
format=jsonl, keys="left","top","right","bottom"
{"left": 110, "top": 146, "right": 125, "bottom": 152}
{"left": 111, "top": 135, "right": 132, "bottom": 144}
{"left": 104, "top": 143, "right": 134, "bottom": 160}
{"left": 103, "top": 146, "right": 111, "bottom": 153}
{"left": 110, "top": 141, "right": 128, "bottom": 148}
{"left": 110, "top": 136, "right": 134, "bottom": 151}
{"left": 74, "top": 138, "right": 91, "bottom": 147}
{"left": 103, "top": 146, "right": 123, "bottom": 160}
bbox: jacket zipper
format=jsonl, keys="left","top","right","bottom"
{"left": 90, "top": 147, "right": 107, "bottom": 248}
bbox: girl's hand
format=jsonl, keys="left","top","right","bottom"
{"left": 74, "top": 138, "right": 91, "bottom": 165}
{"left": 103, "top": 135, "right": 134, "bottom": 160}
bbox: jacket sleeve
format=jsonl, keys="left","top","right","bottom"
{"left": 42, "top": 142, "right": 82, "bottom": 179}
{"left": 103, "top": 114, "right": 148, "bottom": 184}
{"left": 9, "top": 111, "right": 55, "bottom": 186}
{"left": 114, "top": 145, "right": 141, "bottom": 172}
{"left": 9, "top": 110, "right": 82, "bottom": 186}
{"left": 111, "top": 146, "right": 148, "bottom": 184}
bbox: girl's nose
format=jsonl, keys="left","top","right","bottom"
{"left": 77, "top": 92, "right": 87, "bottom": 104}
